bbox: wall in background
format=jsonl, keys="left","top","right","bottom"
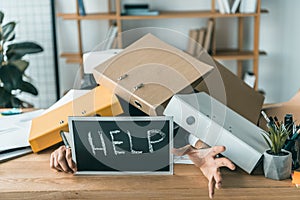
{"left": 55, "top": 0, "right": 300, "bottom": 104}
{"left": 260, "top": 0, "right": 300, "bottom": 103}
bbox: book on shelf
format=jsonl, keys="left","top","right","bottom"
{"left": 222, "top": 0, "right": 231, "bottom": 14}
{"left": 124, "top": 4, "right": 149, "bottom": 10}
{"left": 217, "top": 0, "right": 226, "bottom": 14}
{"left": 195, "top": 28, "right": 206, "bottom": 58}
{"left": 217, "top": 0, "right": 244, "bottom": 14}
{"left": 186, "top": 29, "right": 199, "bottom": 55}
{"left": 243, "top": 72, "right": 256, "bottom": 88}
{"left": 240, "top": 0, "right": 257, "bottom": 13}
{"left": 104, "top": 25, "right": 118, "bottom": 50}
{"left": 122, "top": 10, "right": 159, "bottom": 16}
{"left": 231, "top": 0, "right": 241, "bottom": 13}
{"left": 122, "top": 3, "right": 159, "bottom": 16}
{"left": 77, "top": 0, "right": 86, "bottom": 16}
{"left": 203, "top": 19, "right": 214, "bottom": 53}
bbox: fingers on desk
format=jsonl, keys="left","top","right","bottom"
{"left": 50, "top": 146, "right": 75, "bottom": 173}
{"left": 215, "top": 157, "right": 235, "bottom": 170}
{"left": 208, "top": 176, "right": 216, "bottom": 199}
{"left": 66, "top": 148, "right": 77, "bottom": 172}
{"left": 171, "top": 145, "right": 195, "bottom": 156}
{"left": 214, "top": 170, "right": 222, "bottom": 189}
{"left": 208, "top": 169, "right": 222, "bottom": 199}
{"left": 209, "top": 146, "right": 226, "bottom": 157}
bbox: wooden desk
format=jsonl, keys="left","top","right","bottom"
{"left": 0, "top": 149, "right": 298, "bottom": 199}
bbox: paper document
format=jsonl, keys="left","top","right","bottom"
{"left": 0, "top": 147, "right": 32, "bottom": 163}
{"left": 0, "top": 109, "right": 44, "bottom": 152}
{"left": 43, "top": 90, "right": 90, "bottom": 115}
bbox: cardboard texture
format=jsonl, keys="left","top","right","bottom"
{"left": 259, "top": 90, "right": 300, "bottom": 130}
{"left": 195, "top": 59, "right": 265, "bottom": 125}
{"left": 29, "top": 86, "right": 123, "bottom": 153}
{"left": 93, "top": 34, "right": 214, "bottom": 116}
{"left": 164, "top": 92, "right": 269, "bottom": 174}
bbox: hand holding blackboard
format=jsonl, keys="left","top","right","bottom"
{"left": 69, "top": 116, "right": 173, "bottom": 174}
{"left": 50, "top": 144, "right": 77, "bottom": 173}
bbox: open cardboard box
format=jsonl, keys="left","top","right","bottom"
{"left": 195, "top": 58, "right": 264, "bottom": 124}
{"left": 259, "top": 90, "right": 300, "bottom": 131}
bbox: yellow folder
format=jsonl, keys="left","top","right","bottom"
{"left": 29, "top": 86, "right": 123, "bottom": 153}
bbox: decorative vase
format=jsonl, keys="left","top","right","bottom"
{"left": 263, "top": 149, "right": 292, "bottom": 180}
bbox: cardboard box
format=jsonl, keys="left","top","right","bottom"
{"left": 29, "top": 86, "right": 123, "bottom": 153}
{"left": 93, "top": 34, "right": 214, "bottom": 116}
{"left": 163, "top": 92, "right": 269, "bottom": 174}
{"left": 195, "top": 58, "right": 265, "bottom": 125}
{"left": 259, "top": 90, "right": 300, "bottom": 130}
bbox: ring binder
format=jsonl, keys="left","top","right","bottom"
{"left": 29, "top": 86, "right": 123, "bottom": 153}
{"left": 118, "top": 74, "right": 128, "bottom": 80}
{"left": 133, "top": 83, "right": 144, "bottom": 91}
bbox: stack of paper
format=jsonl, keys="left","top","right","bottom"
{"left": 0, "top": 110, "right": 44, "bottom": 162}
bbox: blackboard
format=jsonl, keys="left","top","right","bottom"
{"left": 69, "top": 116, "right": 173, "bottom": 175}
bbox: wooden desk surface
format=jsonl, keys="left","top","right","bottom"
{"left": 0, "top": 149, "right": 298, "bottom": 200}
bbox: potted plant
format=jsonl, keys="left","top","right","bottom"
{"left": 0, "top": 11, "right": 43, "bottom": 108}
{"left": 262, "top": 121, "right": 292, "bottom": 180}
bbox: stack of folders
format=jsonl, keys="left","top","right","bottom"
{"left": 122, "top": 4, "right": 159, "bottom": 16}
{"left": 186, "top": 19, "right": 214, "bottom": 57}
{"left": 217, "top": 0, "right": 257, "bottom": 14}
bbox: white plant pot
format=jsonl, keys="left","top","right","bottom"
{"left": 263, "top": 149, "right": 292, "bottom": 180}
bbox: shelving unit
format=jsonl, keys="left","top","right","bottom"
{"left": 57, "top": 0, "right": 267, "bottom": 89}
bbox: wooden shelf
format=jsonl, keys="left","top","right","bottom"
{"left": 57, "top": 12, "right": 117, "bottom": 20}
{"left": 61, "top": 53, "right": 82, "bottom": 64}
{"left": 61, "top": 50, "right": 267, "bottom": 64}
{"left": 213, "top": 49, "right": 267, "bottom": 60}
{"left": 121, "top": 10, "right": 268, "bottom": 20}
{"left": 57, "top": 9, "right": 268, "bottom": 20}
{"left": 58, "top": 0, "right": 267, "bottom": 90}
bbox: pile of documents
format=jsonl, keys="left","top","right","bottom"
{"left": 0, "top": 110, "right": 44, "bottom": 162}
{"left": 25, "top": 33, "right": 272, "bottom": 174}
{"left": 90, "top": 34, "right": 268, "bottom": 173}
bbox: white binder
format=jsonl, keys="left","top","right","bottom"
{"left": 164, "top": 92, "right": 269, "bottom": 174}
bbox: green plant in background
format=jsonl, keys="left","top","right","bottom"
{"left": 262, "top": 122, "right": 290, "bottom": 155}
{"left": 0, "top": 11, "right": 43, "bottom": 108}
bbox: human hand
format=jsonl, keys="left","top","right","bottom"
{"left": 50, "top": 145, "right": 77, "bottom": 173}
{"left": 172, "top": 145, "right": 235, "bottom": 199}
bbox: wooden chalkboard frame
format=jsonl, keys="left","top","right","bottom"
{"left": 69, "top": 116, "right": 173, "bottom": 175}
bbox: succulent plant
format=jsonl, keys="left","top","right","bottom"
{"left": 262, "top": 121, "right": 290, "bottom": 155}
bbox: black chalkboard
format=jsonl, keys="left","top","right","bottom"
{"left": 69, "top": 116, "right": 173, "bottom": 174}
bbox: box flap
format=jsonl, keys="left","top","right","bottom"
{"left": 195, "top": 59, "right": 265, "bottom": 124}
